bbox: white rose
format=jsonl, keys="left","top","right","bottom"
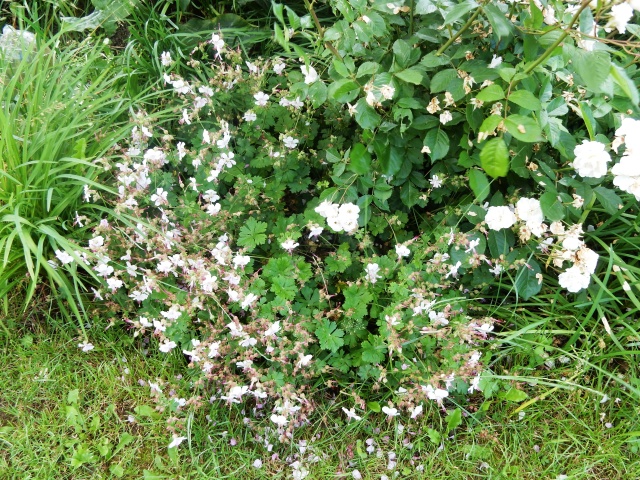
{"left": 558, "top": 265, "right": 591, "bottom": 293}
{"left": 572, "top": 140, "right": 610, "bottom": 178}
{"left": 485, "top": 206, "right": 517, "bottom": 231}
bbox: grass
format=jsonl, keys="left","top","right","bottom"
{"left": 1, "top": 312, "right": 639, "bottom": 479}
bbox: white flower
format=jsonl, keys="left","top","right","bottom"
{"left": 168, "top": 435, "right": 187, "bottom": 449}
{"left": 241, "top": 293, "right": 258, "bottom": 310}
{"left": 423, "top": 384, "right": 449, "bottom": 404}
{"left": 380, "top": 84, "right": 395, "bottom": 100}
{"left": 485, "top": 206, "right": 517, "bottom": 231}
{"left": 297, "top": 354, "right": 313, "bottom": 368}
{"left": 253, "top": 91, "right": 269, "bottom": 106}
{"left": 150, "top": 187, "right": 168, "bottom": 206}
{"left": 210, "top": 33, "right": 225, "bottom": 51}
{"left": 612, "top": 154, "right": 640, "bottom": 200}
{"left": 89, "top": 235, "right": 104, "bottom": 250}
{"left": 515, "top": 197, "right": 544, "bottom": 225}
{"left": 253, "top": 459, "right": 263, "bottom": 469}
{"left": 365, "top": 263, "right": 382, "bottom": 284}
{"left": 271, "top": 414, "right": 288, "bottom": 426}
{"left": 283, "top": 135, "right": 299, "bottom": 149}
{"left": 395, "top": 244, "right": 410, "bottom": 258}
{"left": 159, "top": 340, "right": 177, "bottom": 353}
{"left": 301, "top": 65, "right": 318, "bottom": 84}
{"left": 308, "top": 224, "right": 323, "bottom": 238}
{"left": 281, "top": 239, "right": 299, "bottom": 252}
{"left": 221, "top": 385, "right": 249, "bottom": 403}
{"left": 572, "top": 140, "right": 611, "bottom": 178}
{"left": 429, "top": 174, "right": 443, "bottom": 188}
{"left": 575, "top": 246, "right": 599, "bottom": 274}
{"left": 243, "top": 110, "right": 257, "bottom": 122}
{"left": 488, "top": 54, "right": 502, "bottom": 68}
{"left": 265, "top": 321, "right": 281, "bottom": 337}
{"left": 410, "top": 405, "right": 423, "bottom": 419}
{"left": 55, "top": 249, "right": 74, "bottom": 265}
{"left": 78, "top": 341, "right": 94, "bottom": 352}
{"left": 558, "top": 265, "right": 591, "bottom": 292}
{"left": 273, "top": 61, "right": 286, "bottom": 74}
{"left": 439, "top": 110, "right": 453, "bottom": 125}
{"left": 609, "top": 2, "right": 633, "bottom": 33}
{"left": 342, "top": 407, "right": 362, "bottom": 421}
{"left": 381, "top": 406, "right": 399, "bottom": 417}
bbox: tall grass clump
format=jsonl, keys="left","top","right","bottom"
{"left": 0, "top": 27, "right": 140, "bottom": 328}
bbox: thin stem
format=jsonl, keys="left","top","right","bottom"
{"left": 436, "top": 7, "right": 483, "bottom": 56}
{"left": 303, "top": 0, "right": 343, "bottom": 61}
{"left": 409, "top": 0, "right": 415, "bottom": 36}
{"left": 522, "top": 0, "right": 591, "bottom": 76}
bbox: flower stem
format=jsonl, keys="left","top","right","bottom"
{"left": 303, "top": 0, "right": 343, "bottom": 61}
{"left": 436, "top": 7, "right": 483, "bottom": 56}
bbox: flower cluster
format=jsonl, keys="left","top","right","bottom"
{"left": 314, "top": 200, "right": 360, "bottom": 233}
{"left": 612, "top": 117, "right": 640, "bottom": 200}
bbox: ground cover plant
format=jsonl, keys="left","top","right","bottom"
{"left": 2, "top": 0, "right": 640, "bottom": 478}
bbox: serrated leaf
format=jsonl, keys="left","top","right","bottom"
{"left": 478, "top": 115, "right": 503, "bottom": 135}
{"left": 508, "top": 90, "right": 541, "bottom": 110}
{"left": 484, "top": 3, "right": 514, "bottom": 40}
{"left": 316, "top": 319, "right": 345, "bottom": 352}
{"left": 504, "top": 114, "right": 544, "bottom": 142}
{"left": 355, "top": 98, "right": 381, "bottom": 130}
{"left": 349, "top": 143, "right": 371, "bottom": 174}
{"left": 395, "top": 68, "right": 424, "bottom": 85}
{"left": 308, "top": 81, "right": 327, "bottom": 108}
{"left": 443, "top": 0, "right": 478, "bottom": 25}
{"left": 357, "top": 61, "right": 380, "bottom": 77}
{"left": 423, "top": 129, "right": 450, "bottom": 161}
{"left": 594, "top": 186, "right": 622, "bottom": 215}
{"left": 476, "top": 84, "right": 505, "bottom": 103}
{"left": 361, "top": 335, "right": 386, "bottom": 364}
{"left": 332, "top": 59, "right": 350, "bottom": 77}
{"left": 414, "top": 0, "right": 437, "bottom": 15}
{"left": 393, "top": 39, "right": 414, "bottom": 69}
{"left": 377, "top": 144, "right": 403, "bottom": 176}
{"left": 610, "top": 64, "right": 639, "bottom": 105}
{"left": 573, "top": 49, "right": 611, "bottom": 92}
{"left": 540, "top": 191, "right": 565, "bottom": 221}
{"left": 468, "top": 169, "right": 491, "bottom": 202}
{"left": 237, "top": 218, "right": 268, "bottom": 250}
{"left": 480, "top": 137, "right": 509, "bottom": 178}
{"left": 328, "top": 79, "right": 360, "bottom": 103}
{"left": 430, "top": 68, "right": 458, "bottom": 93}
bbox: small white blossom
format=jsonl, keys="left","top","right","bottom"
{"left": 281, "top": 239, "right": 299, "bottom": 252}
{"left": 301, "top": 65, "right": 318, "bottom": 84}
{"left": 254, "top": 91, "right": 269, "bottom": 106}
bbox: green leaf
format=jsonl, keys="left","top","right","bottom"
{"left": 468, "top": 169, "right": 491, "bottom": 202}
{"left": 308, "top": 81, "right": 327, "bottom": 108}
{"left": 508, "top": 90, "right": 542, "bottom": 110}
{"left": 423, "top": 129, "right": 450, "bottom": 161}
{"left": 71, "top": 444, "right": 97, "bottom": 468}
{"left": 426, "top": 428, "right": 441, "bottom": 444}
{"left": 361, "top": 334, "right": 386, "bottom": 364}
{"left": 67, "top": 389, "right": 80, "bottom": 404}
{"left": 377, "top": 144, "right": 403, "bottom": 176}
{"left": 572, "top": 49, "right": 611, "bottom": 92}
{"left": 270, "top": 276, "right": 297, "bottom": 300}
{"left": 110, "top": 465, "right": 125, "bottom": 477}
{"left": 328, "top": 79, "right": 360, "bottom": 103}
{"left": 349, "top": 143, "right": 371, "bottom": 174}
{"left": 502, "top": 387, "right": 529, "bottom": 402}
{"left": 594, "top": 186, "right": 622, "bottom": 215}
{"left": 343, "top": 284, "right": 372, "bottom": 320}
{"left": 357, "top": 61, "right": 380, "bottom": 77}
{"left": 483, "top": 3, "right": 514, "bottom": 40}
{"left": 392, "top": 39, "right": 414, "bottom": 69}
{"left": 478, "top": 115, "right": 503, "bottom": 136}
{"left": 366, "top": 401, "right": 381, "bottom": 412}
{"left": 480, "top": 137, "right": 509, "bottom": 178}
{"left": 610, "top": 64, "right": 639, "bottom": 105}
{"left": 539, "top": 191, "right": 565, "bottom": 221}
{"left": 237, "top": 217, "right": 268, "bottom": 250}
{"left": 504, "top": 114, "right": 544, "bottom": 143}
{"left": 414, "top": 0, "right": 437, "bottom": 15}
{"left": 395, "top": 68, "right": 424, "bottom": 85}
{"left": 430, "top": 68, "right": 458, "bottom": 93}
{"left": 443, "top": 0, "right": 478, "bottom": 25}
{"left": 514, "top": 259, "right": 542, "bottom": 300}
{"left": 446, "top": 408, "right": 462, "bottom": 432}
{"left": 332, "top": 59, "right": 351, "bottom": 77}
{"left": 315, "top": 319, "right": 345, "bottom": 352}
{"left": 579, "top": 101, "right": 596, "bottom": 140}
{"left": 355, "top": 98, "right": 381, "bottom": 130}
{"left": 476, "top": 84, "right": 505, "bottom": 103}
